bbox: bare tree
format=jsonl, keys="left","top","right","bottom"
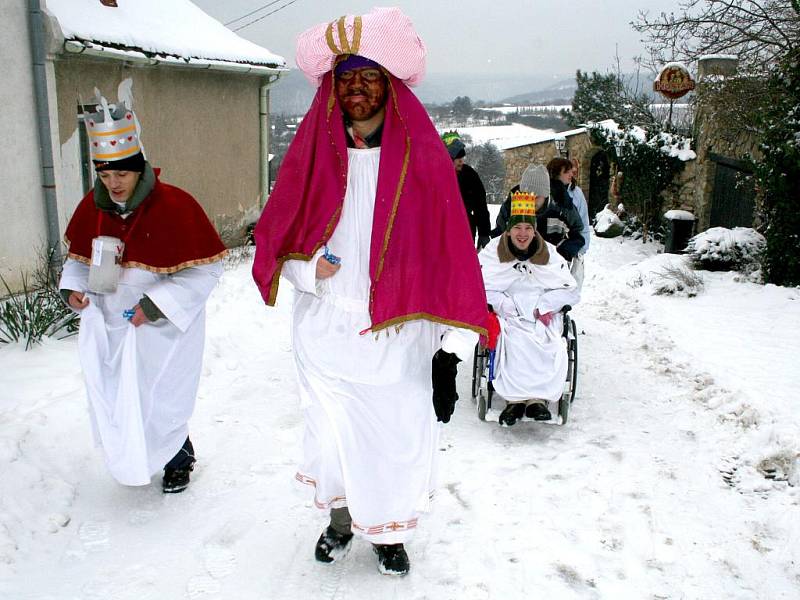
{"left": 633, "top": 1, "right": 800, "bottom": 73}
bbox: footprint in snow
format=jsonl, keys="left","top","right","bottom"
{"left": 78, "top": 520, "right": 110, "bottom": 552}
{"left": 202, "top": 544, "right": 237, "bottom": 579}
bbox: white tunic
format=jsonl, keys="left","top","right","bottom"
{"left": 60, "top": 258, "right": 222, "bottom": 485}
{"left": 282, "top": 147, "right": 476, "bottom": 544}
{"left": 478, "top": 236, "right": 579, "bottom": 403}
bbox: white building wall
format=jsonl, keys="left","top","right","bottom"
{"left": 0, "top": 1, "right": 48, "bottom": 291}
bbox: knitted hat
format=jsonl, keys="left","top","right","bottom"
{"left": 507, "top": 192, "right": 537, "bottom": 229}
{"left": 519, "top": 164, "right": 550, "bottom": 198}
{"left": 442, "top": 130, "right": 466, "bottom": 160}
{"left": 84, "top": 84, "right": 145, "bottom": 172}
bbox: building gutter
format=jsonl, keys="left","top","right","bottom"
{"left": 259, "top": 74, "right": 284, "bottom": 208}
{"left": 28, "top": 0, "right": 62, "bottom": 274}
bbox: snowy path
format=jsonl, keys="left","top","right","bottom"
{"left": 1, "top": 239, "right": 798, "bottom": 599}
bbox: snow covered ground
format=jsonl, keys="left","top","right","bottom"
{"left": 1, "top": 234, "right": 799, "bottom": 599}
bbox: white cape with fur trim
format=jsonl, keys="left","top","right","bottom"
{"left": 478, "top": 236, "right": 579, "bottom": 403}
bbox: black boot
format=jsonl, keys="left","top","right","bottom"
{"left": 525, "top": 402, "right": 552, "bottom": 421}
{"left": 373, "top": 543, "right": 410, "bottom": 576}
{"left": 162, "top": 437, "right": 196, "bottom": 493}
{"left": 315, "top": 526, "right": 354, "bottom": 563}
{"left": 162, "top": 463, "right": 194, "bottom": 493}
{"left": 498, "top": 402, "right": 525, "bottom": 426}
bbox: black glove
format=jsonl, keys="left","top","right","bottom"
{"left": 432, "top": 349, "right": 461, "bottom": 423}
{"left": 476, "top": 235, "right": 490, "bottom": 250}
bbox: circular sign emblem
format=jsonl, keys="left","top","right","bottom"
{"left": 653, "top": 63, "right": 696, "bottom": 100}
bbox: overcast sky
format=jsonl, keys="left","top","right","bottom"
{"left": 192, "top": 0, "right": 683, "bottom": 76}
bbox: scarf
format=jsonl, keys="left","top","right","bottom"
{"left": 252, "top": 72, "right": 487, "bottom": 335}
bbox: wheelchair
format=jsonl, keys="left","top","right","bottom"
{"left": 471, "top": 306, "right": 578, "bottom": 424}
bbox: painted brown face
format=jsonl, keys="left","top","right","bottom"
{"left": 334, "top": 67, "right": 388, "bottom": 122}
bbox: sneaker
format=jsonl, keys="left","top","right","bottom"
{"left": 373, "top": 543, "right": 410, "bottom": 576}
{"left": 162, "top": 463, "right": 194, "bottom": 493}
{"left": 315, "top": 526, "right": 354, "bottom": 563}
{"left": 525, "top": 402, "right": 552, "bottom": 421}
{"left": 498, "top": 402, "right": 525, "bottom": 426}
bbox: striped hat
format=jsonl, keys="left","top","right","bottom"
{"left": 84, "top": 90, "right": 144, "bottom": 172}
{"left": 296, "top": 7, "right": 427, "bottom": 88}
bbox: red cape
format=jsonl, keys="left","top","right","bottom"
{"left": 65, "top": 171, "right": 227, "bottom": 273}
{"left": 252, "top": 72, "right": 487, "bottom": 335}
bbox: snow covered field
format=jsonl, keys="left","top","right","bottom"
{"left": 1, "top": 234, "right": 799, "bottom": 599}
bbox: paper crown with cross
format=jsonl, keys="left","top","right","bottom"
{"left": 507, "top": 191, "right": 537, "bottom": 229}
{"left": 84, "top": 81, "right": 144, "bottom": 171}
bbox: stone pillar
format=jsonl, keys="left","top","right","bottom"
{"left": 693, "top": 55, "right": 739, "bottom": 230}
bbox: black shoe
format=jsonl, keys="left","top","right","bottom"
{"left": 315, "top": 526, "right": 354, "bottom": 563}
{"left": 525, "top": 402, "right": 552, "bottom": 421}
{"left": 162, "top": 463, "right": 194, "bottom": 493}
{"left": 373, "top": 544, "right": 410, "bottom": 576}
{"left": 498, "top": 402, "right": 525, "bottom": 426}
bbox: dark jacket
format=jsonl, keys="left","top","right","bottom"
{"left": 491, "top": 179, "right": 585, "bottom": 260}
{"left": 457, "top": 163, "right": 491, "bottom": 239}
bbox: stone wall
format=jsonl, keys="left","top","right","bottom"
{"left": 692, "top": 56, "right": 762, "bottom": 230}
{"left": 502, "top": 131, "right": 593, "bottom": 193}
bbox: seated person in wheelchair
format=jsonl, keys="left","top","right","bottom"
{"left": 478, "top": 174, "right": 580, "bottom": 426}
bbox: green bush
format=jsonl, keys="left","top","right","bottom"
{"left": 0, "top": 250, "right": 80, "bottom": 350}
{"left": 752, "top": 50, "right": 800, "bottom": 286}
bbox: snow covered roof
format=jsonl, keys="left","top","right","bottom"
{"left": 444, "top": 123, "right": 558, "bottom": 151}
{"left": 45, "top": 0, "right": 286, "bottom": 71}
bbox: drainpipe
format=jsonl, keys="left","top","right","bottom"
{"left": 28, "top": 0, "right": 62, "bottom": 277}
{"left": 260, "top": 74, "right": 283, "bottom": 209}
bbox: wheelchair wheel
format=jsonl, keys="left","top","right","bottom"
{"left": 558, "top": 393, "right": 570, "bottom": 424}
{"left": 471, "top": 343, "right": 485, "bottom": 401}
{"left": 477, "top": 389, "right": 487, "bottom": 421}
{"left": 569, "top": 319, "right": 578, "bottom": 402}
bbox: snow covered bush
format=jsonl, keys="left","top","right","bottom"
{"left": 651, "top": 265, "right": 705, "bottom": 297}
{"left": 686, "top": 227, "right": 766, "bottom": 273}
{"left": 594, "top": 205, "right": 624, "bottom": 238}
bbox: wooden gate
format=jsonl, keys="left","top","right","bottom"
{"left": 709, "top": 153, "right": 755, "bottom": 228}
{"left": 588, "top": 150, "right": 610, "bottom": 218}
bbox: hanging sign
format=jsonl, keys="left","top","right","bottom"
{"left": 653, "top": 63, "right": 696, "bottom": 100}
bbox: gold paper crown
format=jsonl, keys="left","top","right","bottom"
{"left": 510, "top": 192, "right": 536, "bottom": 218}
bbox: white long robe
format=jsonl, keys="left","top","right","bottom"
{"left": 478, "top": 235, "right": 579, "bottom": 404}
{"left": 60, "top": 258, "right": 222, "bottom": 485}
{"left": 282, "top": 147, "right": 477, "bottom": 544}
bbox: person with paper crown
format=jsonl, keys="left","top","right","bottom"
{"left": 491, "top": 162, "right": 585, "bottom": 262}
{"left": 58, "top": 83, "right": 227, "bottom": 494}
{"left": 478, "top": 183, "right": 580, "bottom": 427}
{"left": 251, "top": 8, "right": 487, "bottom": 576}
{"left": 442, "top": 131, "right": 491, "bottom": 249}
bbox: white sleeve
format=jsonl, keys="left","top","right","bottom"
{"left": 281, "top": 248, "right": 324, "bottom": 295}
{"left": 485, "top": 290, "right": 517, "bottom": 318}
{"left": 535, "top": 285, "right": 580, "bottom": 315}
{"left": 59, "top": 258, "right": 90, "bottom": 293}
{"left": 441, "top": 327, "right": 479, "bottom": 362}
{"left": 575, "top": 188, "right": 591, "bottom": 254}
{"left": 144, "top": 261, "right": 223, "bottom": 332}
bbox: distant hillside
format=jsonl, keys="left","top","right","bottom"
{"left": 270, "top": 69, "right": 316, "bottom": 116}
{"left": 269, "top": 69, "right": 576, "bottom": 115}
{"left": 500, "top": 78, "right": 576, "bottom": 105}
